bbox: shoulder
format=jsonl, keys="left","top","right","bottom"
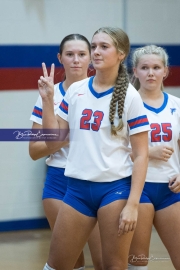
{"left": 125, "top": 83, "right": 141, "bottom": 102}
{"left": 166, "top": 92, "right": 180, "bottom": 105}
{"left": 66, "top": 77, "right": 90, "bottom": 97}
{"left": 69, "top": 77, "right": 89, "bottom": 90}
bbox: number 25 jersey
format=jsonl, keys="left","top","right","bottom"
{"left": 144, "top": 92, "right": 180, "bottom": 183}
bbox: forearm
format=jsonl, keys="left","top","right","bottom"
{"left": 29, "top": 141, "right": 61, "bottom": 160}
{"left": 127, "top": 154, "right": 148, "bottom": 206}
{"left": 42, "top": 98, "right": 61, "bottom": 149}
{"left": 148, "top": 146, "right": 158, "bottom": 159}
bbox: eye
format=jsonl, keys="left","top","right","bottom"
{"left": 141, "top": 66, "right": 148, "bottom": 70}
{"left": 66, "top": 53, "right": 73, "bottom": 57}
{"left": 91, "top": 45, "right": 96, "bottom": 50}
{"left": 80, "top": 53, "right": 86, "bottom": 57}
{"left": 154, "top": 66, "right": 160, "bottom": 69}
{"left": 102, "top": 45, "right": 108, "bottom": 49}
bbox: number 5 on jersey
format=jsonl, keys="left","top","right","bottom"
{"left": 151, "top": 123, "right": 172, "bottom": 142}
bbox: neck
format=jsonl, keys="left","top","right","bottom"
{"left": 93, "top": 68, "right": 119, "bottom": 92}
{"left": 138, "top": 87, "right": 163, "bottom": 101}
{"left": 63, "top": 74, "right": 87, "bottom": 91}
{"left": 138, "top": 87, "right": 164, "bottom": 108}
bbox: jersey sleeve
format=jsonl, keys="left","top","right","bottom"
{"left": 29, "top": 95, "right": 43, "bottom": 125}
{"left": 57, "top": 89, "right": 70, "bottom": 122}
{"left": 127, "top": 88, "right": 150, "bottom": 136}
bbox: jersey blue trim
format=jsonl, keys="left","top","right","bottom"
{"left": 59, "top": 99, "right": 68, "bottom": 114}
{"left": 32, "top": 106, "right": 42, "bottom": 119}
{"left": 128, "top": 115, "right": 149, "bottom": 130}
{"left": 32, "top": 112, "right": 42, "bottom": 119}
{"left": 143, "top": 92, "right": 168, "bottom": 114}
{"left": 59, "top": 82, "right": 66, "bottom": 96}
{"left": 88, "top": 76, "right": 114, "bottom": 98}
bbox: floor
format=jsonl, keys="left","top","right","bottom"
{"left": 0, "top": 228, "right": 174, "bottom": 270}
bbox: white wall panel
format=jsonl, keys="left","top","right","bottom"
{"left": 0, "top": 0, "right": 179, "bottom": 226}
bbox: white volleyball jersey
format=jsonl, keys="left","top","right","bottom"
{"left": 57, "top": 76, "right": 150, "bottom": 182}
{"left": 143, "top": 92, "right": 180, "bottom": 183}
{"left": 30, "top": 82, "right": 69, "bottom": 168}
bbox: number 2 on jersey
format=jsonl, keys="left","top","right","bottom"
{"left": 80, "top": 109, "right": 104, "bottom": 131}
{"left": 151, "top": 123, "right": 172, "bottom": 142}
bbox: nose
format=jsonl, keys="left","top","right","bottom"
{"left": 73, "top": 54, "right": 79, "bottom": 63}
{"left": 93, "top": 46, "right": 100, "bottom": 55}
{"left": 148, "top": 68, "right": 154, "bottom": 76}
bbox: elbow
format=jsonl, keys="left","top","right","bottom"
{"left": 29, "top": 151, "right": 38, "bottom": 161}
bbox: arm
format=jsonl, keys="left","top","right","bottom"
{"left": 29, "top": 122, "right": 69, "bottom": 160}
{"left": 38, "top": 63, "right": 69, "bottom": 149}
{"left": 130, "top": 145, "right": 174, "bottom": 162}
{"left": 168, "top": 139, "right": 180, "bottom": 192}
{"left": 118, "top": 131, "right": 149, "bottom": 235}
{"left": 149, "top": 145, "right": 174, "bottom": 161}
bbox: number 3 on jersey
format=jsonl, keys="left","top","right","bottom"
{"left": 80, "top": 109, "right": 104, "bottom": 131}
{"left": 151, "top": 123, "right": 172, "bottom": 142}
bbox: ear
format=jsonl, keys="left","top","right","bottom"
{"left": 133, "top": 67, "right": 138, "bottom": 78}
{"left": 163, "top": 66, "right": 169, "bottom": 80}
{"left": 57, "top": 53, "right": 62, "bottom": 64}
{"left": 118, "top": 51, "right": 125, "bottom": 62}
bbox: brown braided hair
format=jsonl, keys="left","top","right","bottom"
{"left": 109, "top": 63, "right": 129, "bottom": 135}
{"left": 93, "top": 27, "right": 130, "bottom": 135}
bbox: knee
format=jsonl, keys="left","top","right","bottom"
{"left": 93, "top": 262, "right": 103, "bottom": 270}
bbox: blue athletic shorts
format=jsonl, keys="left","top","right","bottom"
{"left": 42, "top": 166, "right": 68, "bottom": 200}
{"left": 63, "top": 176, "right": 131, "bottom": 217}
{"left": 140, "top": 182, "right": 180, "bottom": 211}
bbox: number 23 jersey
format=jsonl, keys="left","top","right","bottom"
{"left": 144, "top": 92, "right": 180, "bottom": 183}
{"left": 57, "top": 76, "right": 149, "bottom": 182}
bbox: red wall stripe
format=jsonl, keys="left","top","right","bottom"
{"left": 0, "top": 67, "right": 179, "bottom": 90}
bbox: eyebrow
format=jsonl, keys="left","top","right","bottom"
{"left": 65, "top": 50, "right": 87, "bottom": 52}
{"left": 91, "top": 42, "right": 110, "bottom": 45}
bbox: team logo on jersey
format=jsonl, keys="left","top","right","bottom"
{"left": 54, "top": 101, "right": 61, "bottom": 105}
{"left": 170, "top": 108, "right": 176, "bottom": 115}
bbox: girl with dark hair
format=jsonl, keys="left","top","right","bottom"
{"left": 29, "top": 34, "right": 102, "bottom": 270}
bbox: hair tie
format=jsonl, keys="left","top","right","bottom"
{"left": 119, "top": 116, "right": 122, "bottom": 119}
{"left": 111, "top": 121, "right": 114, "bottom": 125}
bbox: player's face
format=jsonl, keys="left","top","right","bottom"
{"left": 91, "top": 32, "right": 124, "bottom": 71}
{"left": 134, "top": 54, "right": 168, "bottom": 92}
{"left": 58, "top": 40, "right": 90, "bottom": 79}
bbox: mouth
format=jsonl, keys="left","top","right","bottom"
{"left": 93, "top": 59, "right": 102, "bottom": 62}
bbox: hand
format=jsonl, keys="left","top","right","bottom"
{"left": 149, "top": 145, "right": 174, "bottom": 162}
{"left": 169, "top": 174, "right": 180, "bottom": 193}
{"left": 118, "top": 204, "right": 138, "bottom": 236}
{"left": 38, "top": 62, "right": 55, "bottom": 100}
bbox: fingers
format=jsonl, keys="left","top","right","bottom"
{"left": 41, "top": 63, "right": 55, "bottom": 82}
{"left": 169, "top": 176, "right": 180, "bottom": 193}
{"left": 162, "top": 147, "right": 174, "bottom": 161}
{"left": 165, "top": 146, "right": 174, "bottom": 153}
{"left": 50, "top": 63, "right": 55, "bottom": 81}
{"left": 169, "top": 183, "right": 180, "bottom": 193}
{"left": 118, "top": 219, "right": 136, "bottom": 236}
{"left": 42, "top": 62, "right": 48, "bottom": 78}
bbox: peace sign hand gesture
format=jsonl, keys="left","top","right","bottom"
{"left": 38, "top": 62, "right": 55, "bottom": 101}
